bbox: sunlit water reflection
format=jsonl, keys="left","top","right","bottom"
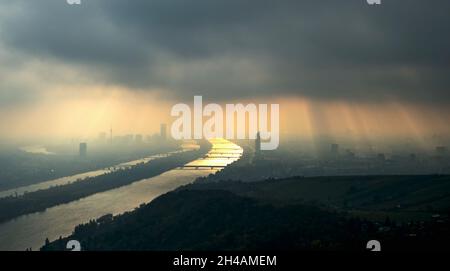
{"left": 0, "top": 139, "right": 242, "bottom": 251}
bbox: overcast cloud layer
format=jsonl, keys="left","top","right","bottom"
{"left": 0, "top": 0, "right": 449, "bottom": 104}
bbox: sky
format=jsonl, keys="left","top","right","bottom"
{"left": 0, "top": 0, "right": 449, "bottom": 146}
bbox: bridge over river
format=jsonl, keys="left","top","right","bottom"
{"left": 0, "top": 138, "right": 243, "bottom": 251}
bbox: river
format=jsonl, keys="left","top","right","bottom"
{"left": 0, "top": 139, "right": 243, "bottom": 251}
{"left": 0, "top": 150, "right": 185, "bottom": 199}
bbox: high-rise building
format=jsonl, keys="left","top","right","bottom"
{"left": 331, "top": 144, "right": 339, "bottom": 155}
{"left": 79, "top": 143, "right": 87, "bottom": 157}
{"left": 255, "top": 132, "right": 261, "bottom": 153}
{"left": 160, "top": 123, "right": 167, "bottom": 140}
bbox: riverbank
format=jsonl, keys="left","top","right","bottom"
{"left": 0, "top": 144, "right": 210, "bottom": 223}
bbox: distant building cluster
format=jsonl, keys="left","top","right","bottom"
{"left": 92, "top": 123, "right": 168, "bottom": 146}
{"left": 226, "top": 140, "right": 450, "bottom": 182}
{"left": 75, "top": 123, "right": 170, "bottom": 157}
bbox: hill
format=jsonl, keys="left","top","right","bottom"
{"left": 42, "top": 175, "right": 450, "bottom": 251}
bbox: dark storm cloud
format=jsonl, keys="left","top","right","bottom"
{"left": 1, "top": 0, "right": 450, "bottom": 103}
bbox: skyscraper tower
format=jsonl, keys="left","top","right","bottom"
{"left": 331, "top": 143, "right": 339, "bottom": 155}
{"left": 79, "top": 143, "right": 87, "bottom": 157}
{"left": 255, "top": 132, "right": 261, "bottom": 154}
{"left": 110, "top": 125, "right": 113, "bottom": 144}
